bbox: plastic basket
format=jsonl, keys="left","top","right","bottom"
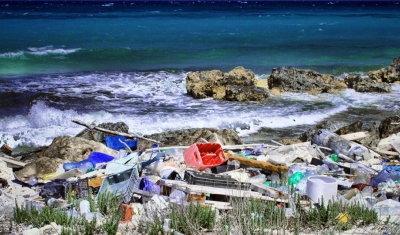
{"left": 184, "top": 170, "right": 251, "bottom": 190}
{"left": 98, "top": 165, "right": 140, "bottom": 204}
{"left": 183, "top": 143, "right": 227, "bottom": 171}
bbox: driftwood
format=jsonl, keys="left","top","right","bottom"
{"left": 72, "top": 119, "right": 160, "bottom": 144}
{"left": 226, "top": 155, "right": 289, "bottom": 172}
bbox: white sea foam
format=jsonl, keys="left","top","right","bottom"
{"left": 0, "top": 46, "right": 80, "bottom": 59}
{"left": 27, "top": 46, "right": 80, "bottom": 56}
{"left": 0, "top": 51, "right": 24, "bottom": 58}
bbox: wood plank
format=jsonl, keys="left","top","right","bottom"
{"left": 0, "top": 155, "right": 26, "bottom": 167}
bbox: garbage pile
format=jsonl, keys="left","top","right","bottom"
{"left": 1, "top": 125, "right": 400, "bottom": 233}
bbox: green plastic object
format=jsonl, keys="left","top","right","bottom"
{"left": 288, "top": 172, "right": 304, "bottom": 185}
{"left": 263, "top": 181, "right": 272, "bottom": 187}
{"left": 330, "top": 154, "right": 339, "bottom": 163}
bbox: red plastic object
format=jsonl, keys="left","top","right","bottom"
{"left": 183, "top": 143, "right": 227, "bottom": 171}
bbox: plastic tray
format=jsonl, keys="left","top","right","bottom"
{"left": 184, "top": 170, "right": 251, "bottom": 190}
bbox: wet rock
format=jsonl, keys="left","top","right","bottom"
{"left": 334, "top": 120, "right": 363, "bottom": 136}
{"left": 186, "top": 66, "right": 269, "bottom": 102}
{"left": 76, "top": 122, "right": 129, "bottom": 142}
{"left": 344, "top": 74, "right": 392, "bottom": 93}
{"left": 267, "top": 66, "right": 347, "bottom": 95}
{"left": 298, "top": 120, "right": 338, "bottom": 142}
{"left": 15, "top": 136, "right": 117, "bottom": 180}
{"left": 368, "top": 57, "right": 400, "bottom": 83}
{"left": 379, "top": 116, "right": 400, "bottom": 139}
{"left": 138, "top": 128, "right": 244, "bottom": 150}
{"left": 358, "top": 122, "right": 380, "bottom": 148}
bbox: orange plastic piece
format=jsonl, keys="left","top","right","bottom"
{"left": 119, "top": 203, "right": 133, "bottom": 223}
{"left": 183, "top": 143, "right": 227, "bottom": 171}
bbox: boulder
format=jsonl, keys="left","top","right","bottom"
{"left": 15, "top": 136, "right": 117, "bottom": 180}
{"left": 186, "top": 66, "right": 269, "bottom": 102}
{"left": 137, "top": 128, "right": 244, "bottom": 150}
{"left": 1, "top": 184, "right": 36, "bottom": 219}
{"left": 267, "top": 66, "right": 347, "bottom": 95}
{"left": 76, "top": 122, "right": 129, "bottom": 142}
{"left": 379, "top": 116, "right": 400, "bottom": 139}
{"left": 344, "top": 74, "right": 392, "bottom": 93}
{"left": 368, "top": 57, "right": 400, "bottom": 83}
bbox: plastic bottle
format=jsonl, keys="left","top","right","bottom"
{"left": 329, "top": 154, "right": 339, "bottom": 163}
{"left": 63, "top": 159, "right": 94, "bottom": 172}
{"left": 288, "top": 172, "right": 304, "bottom": 185}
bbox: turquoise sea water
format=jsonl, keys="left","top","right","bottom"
{"left": 1, "top": 1, "right": 400, "bottom": 149}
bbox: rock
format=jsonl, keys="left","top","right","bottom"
{"left": 137, "top": 128, "right": 244, "bottom": 150}
{"left": 0, "top": 184, "right": 36, "bottom": 219}
{"left": 0, "top": 159, "right": 14, "bottom": 181}
{"left": 267, "top": 66, "right": 347, "bottom": 95}
{"left": 379, "top": 116, "right": 400, "bottom": 139}
{"left": 15, "top": 136, "right": 117, "bottom": 180}
{"left": 344, "top": 74, "right": 392, "bottom": 93}
{"left": 358, "top": 122, "right": 380, "bottom": 148}
{"left": 368, "top": 57, "right": 400, "bottom": 83}
{"left": 186, "top": 66, "right": 269, "bottom": 102}
{"left": 334, "top": 120, "right": 363, "bottom": 136}
{"left": 76, "top": 122, "right": 130, "bottom": 142}
{"left": 298, "top": 120, "right": 338, "bottom": 142}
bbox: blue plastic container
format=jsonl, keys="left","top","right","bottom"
{"left": 105, "top": 136, "right": 138, "bottom": 150}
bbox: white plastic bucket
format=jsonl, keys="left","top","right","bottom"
{"left": 306, "top": 176, "right": 337, "bottom": 204}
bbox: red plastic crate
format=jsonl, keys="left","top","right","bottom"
{"left": 183, "top": 143, "right": 227, "bottom": 171}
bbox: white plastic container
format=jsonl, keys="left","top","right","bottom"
{"left": 306, "top": 176, "right": 337, "bottom": 205}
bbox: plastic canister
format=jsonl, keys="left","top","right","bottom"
{"left": 306, "top": 176, "right": 338, "bottom": 205}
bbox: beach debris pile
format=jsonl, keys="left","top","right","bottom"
{"left": 1, "top": 117, "right": 400, "bottom": 233}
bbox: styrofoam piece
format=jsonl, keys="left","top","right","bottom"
{"left": 306, "top": 176, "right": 337, "bottom": 204}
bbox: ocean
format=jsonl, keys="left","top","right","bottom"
{"left": 1, "top": 1, "right": 400, "bottom": 151}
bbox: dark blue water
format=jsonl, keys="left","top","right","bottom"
{"left": 1, "top": 1, "right": 400, "bottom": 149}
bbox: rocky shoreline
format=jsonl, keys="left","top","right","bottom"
{"left": 186, "top": 56, "right": 400, "bottom": 102}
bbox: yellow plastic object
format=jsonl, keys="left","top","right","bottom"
{"left": 336, "top": 212, "right": 351, "bottom": 224}
{"left": 88, "top": 175, "right": 107, "bottom": 188}
{"left": 42, "top": 172, "right": 56, "bottom": 181}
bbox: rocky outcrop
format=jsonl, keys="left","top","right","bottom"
{"left": 379, "top": 116, "right": 400, "bottom": 139}
{"left": 344, "top": 74, "right": 392, "bottom": 93}
{"left": 138, "top": 128, "right": 244, "bottom": 150}
{"left": 15, "top": 136, "right": 117, "bottom": 180}
{"left": 186, "top": 66, "right": 269, "bottom": 102}
{"left": 368, "top": 57, "right": 400, "bottom": 83}
{"left": 76, "top": 122, "right": 129, "bottom": 142}
{"left": 267, "top": 66, "right": 347, "bottom": 95}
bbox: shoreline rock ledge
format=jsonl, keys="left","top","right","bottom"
{"left": 185, "top": 66, "right": 269, "bottom": 102}
{"left": 267, "top": 66, "right": 347, "bottom": 95}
